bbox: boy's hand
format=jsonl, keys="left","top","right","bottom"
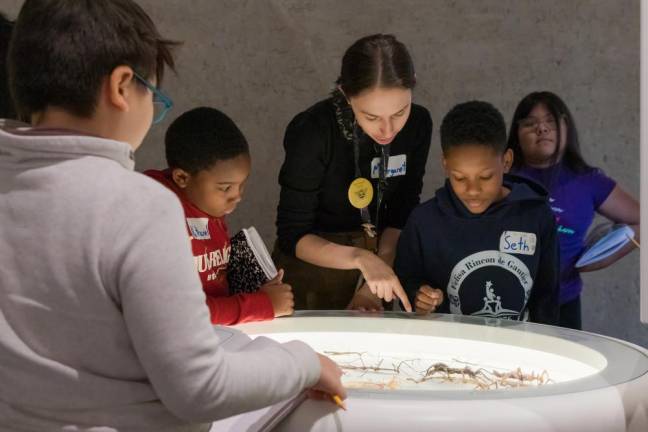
{"left": 415, "top": 285, "right": 443, "bottom": 315}
{"left": 346, "top": 283, "right": 384, "bottom": 312}
{"left": 259, "top": 269, "right": 294, "bottom": 317}
{"left": 307, "top": 353, "right": 346, "bottom": 402}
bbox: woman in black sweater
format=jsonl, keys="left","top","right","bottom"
{"left": 273, "top": 34, "right": 432, "bottom": 311}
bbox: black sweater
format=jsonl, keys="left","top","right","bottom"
{"left": 276, "top": 97, "right": 433, "bottom": 256}
{"left": 394, "top": 174, "right": 560, "bottom": 324}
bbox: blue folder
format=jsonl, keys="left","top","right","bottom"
{"left": 575, "top": 223, "right": 635, "bottom": 268}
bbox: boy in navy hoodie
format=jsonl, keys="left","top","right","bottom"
{"left": 394, "top": 101, "right": 559, "bottom": 324}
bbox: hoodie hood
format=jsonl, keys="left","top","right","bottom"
{"left": 0, "top": 119, "right": 135, "bottom": 171}
{"left": 435, "top": 173, "right": 549, "bottom": 219}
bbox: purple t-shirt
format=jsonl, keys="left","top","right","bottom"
{"left": 514, "top": 163, "right": 616, "bottom": 303}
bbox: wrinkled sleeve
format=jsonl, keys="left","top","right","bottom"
{"left": 589, "top": 168, "right": 617, "bottom": 209}
{"left": 276, "top": 113, "right": 329, "bottom": 256}
{"left": 528, "top": 205, "right": 560, "bottom": 324}
{"left": 206, "top": 292, "right": 275, "bottom": 325}
{"left": 394, "top": 209, "right": 429, "bottom": 306}
{"left": 106, "top": 192, "right": 320, "bottom": 422}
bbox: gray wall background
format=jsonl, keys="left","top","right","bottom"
{"left": 4, "top": 0, "right": 646, "bottom": 347}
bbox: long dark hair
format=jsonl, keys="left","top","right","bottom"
{"left": 336, "top": 34, "right": 416, "bottom": 97}
{"left": 508, "top": 91, "right": 592, "bottom": 173}
{"left": 0, "top": 12, "right": 16, "bottom": 119}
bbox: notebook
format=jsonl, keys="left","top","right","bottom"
{"left": 575, "top": 223, "right": 635, "bottom": 268}
{"left": 228, "top": 226, "right": 278, "bottom": 294}
{"left": 209, "top": 391, "right": 306, "bottom": 432}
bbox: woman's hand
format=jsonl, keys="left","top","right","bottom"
{"left": 347, "top": 283, "right": 384, "bottom": 312}
{"left": 353, "top": 249, "right": 412, "bottom": 312}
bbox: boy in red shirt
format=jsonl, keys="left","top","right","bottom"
{"left": 146, "top": 107, "right": 293, "bottom": 324}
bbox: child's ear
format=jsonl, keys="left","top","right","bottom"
{"left": 441, "top": 156, "right": 448, "bottom": 173}
{"left": 502, "top": 148, "right": 514, "bottom": 173}
{"left": 171, "top": 168, "right": 192, "bottom": 189}
{"left": 107, "top": 66, "right": 136, "bottom": 113}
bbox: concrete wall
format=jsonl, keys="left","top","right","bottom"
{"left": 3, "top": 0, "right": 645, "bottom": 347}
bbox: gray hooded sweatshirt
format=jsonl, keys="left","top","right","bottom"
{"left": 0, "top": 121, "right": 320, "bottom": 431}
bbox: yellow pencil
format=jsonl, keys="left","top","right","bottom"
{"left": 627, "top": 234, "right": 641, "bottom": 249}
{"left": 331, "top": 394, "right": 347, "bottom": 411}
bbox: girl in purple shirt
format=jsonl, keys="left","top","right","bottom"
{"left": 508, "top": 91, "right": 640, "bottom": 330}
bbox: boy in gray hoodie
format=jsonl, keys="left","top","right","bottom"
{"left": 0, "top": 1, "right": 344, "bottom": 431}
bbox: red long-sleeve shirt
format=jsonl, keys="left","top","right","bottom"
{"left": 145, "top": 169, "right": 274, "bottom": 324}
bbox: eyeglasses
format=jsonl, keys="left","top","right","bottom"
{"left": 518, "top": 115, "right": 559, "bottom": 131}
{"left": 133, "top": 72, "right": 173, "bottom": 125}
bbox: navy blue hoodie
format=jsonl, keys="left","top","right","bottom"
{"left": 395, "top": 174, "right": 559, "bottom": 324}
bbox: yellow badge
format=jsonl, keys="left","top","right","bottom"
{"left": 348, "top": 178, "right": 374, "bottom": 209}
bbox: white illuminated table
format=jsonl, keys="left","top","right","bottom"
{"left": 234, "top": 311, "right": 648, "bottom": 432}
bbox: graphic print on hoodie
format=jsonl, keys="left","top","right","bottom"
{"left": 394, "top": 174, "right": 560, "bottom": 324}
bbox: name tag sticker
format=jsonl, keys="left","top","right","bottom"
{"left": 187, "top": 218, "right": 211, "bottom": 240}
{"left": 499, "top": 231, "right": 536, "bottom": 255}
{"left": 371, "top": 154, "right": 407, "bottom": 179}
